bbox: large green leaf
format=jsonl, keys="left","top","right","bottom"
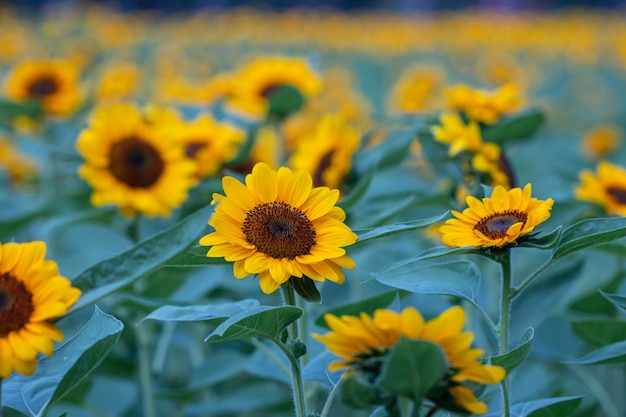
{"left": 376, "top": 260, "right": 482, "bottom": 304}
{"left": 600, "top": 290, "right": 626, "bottom": 312}
{"left": 337, "top": 169, "right": 375, "bottom": 212}
{"left": 0, "top": 99, "right": 43, "bottom": 125}
{"left": 340, "top": 376, "right": 388, "bottom": 409}
{"left": 517, "top": 396, "right": 583, "bottom": 417}
{"left": 571, "top": 319, "right": 626, "bottom": 348}
{"left": 3, "top": 307, "right": 123, "bottom": 417}
{"left": 565, "top": 341, "right": 626, "bottom": 365}
{"left": 482, "top": 108, "right": 546, "bottom": 144}
{"left": 489, "top": 328, "right": 534, "bottom": 373}
{"left": 69, "top": 204, "right": 214, "bottom": 312}
{"left": 164, "top": 244, "right": 230, "bottom": 267}
{"left": 353, "top": 124, "right": 420, "bottom": 173}
{"left": 517, "top": 227, "right": 562, "bottom": 250}
{"left": 314, "top": 290, "right": 406, "bottom": 328}
{"left": 353, "top": 212, "right": 449, "bottom": 246}
{"left": 551, "top": 217, "right": 626, "bottom": 262}
{"left": 378, "top": 339, "right": 447, "bottom": 404}
{"left": 142, "top": 299, "right": 260, "bottom": 323}
{"left": 205, "top": 306, "right": 303, "bottom": 342}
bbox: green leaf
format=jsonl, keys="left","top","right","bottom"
{"left": 489, "top": 328, "right": 534, "bottom": 373}
{"left": 69, "top": 204, "right": 214, "bottom": 312}
{"left": 340, "top": 376, "right": 388, "bottom": 409}
{"left": 482, "top": 108, "right": 545, "bottom": 144}
{"left": 378, "top": 339, "right": 447, "bottom": 404}
{"left": 0, "top": 99, "right": 44, "bottom": 125}
{"left": 164, "top": 244, "right": 230, "bottom": 267}
{"left": 354, "top": 124, "right": 420, "bottom": 173}
{"left": 3, "top": 307, "right": 124, "bottom": 417}
{"left": 571, "top": 319, "right": 626, "bottom": 348}
{"left": 600, "top": 290, "right": 626, "bottom": 312}
{"left": 205, "top": 305, "right": 303, "bottom": 342}
{"left": 337, "top": 169, "right": 375, "bottom": 212}
{"left": 314, "top": 291, "right": 407, "bottom": 328}
{"left": 141, "top": 299, "right": 260, "bottom": 323}
{"left": 565, "top": 340, "right": 626, "bottom": 365}
{"left": 551, "top": 217, "right": 626, "bottom": 262}
{"left": 523, "top": 396, "right": 583, "bottom": 417}
{"left": 353, "top": 212, "right": 449, "bottom": 246}
{"left": 517, "top": 226, "right": 562, "bottom": 250}
{"left": 376, "top": 260, "right": 482, "bottom": 303}
{"left": 289, "top": 275, "right": 322, "bottom": 303}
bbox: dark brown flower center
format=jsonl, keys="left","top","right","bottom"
{"left": 108, "top": 136, "right": 164, "bottom": 188}
{"left": 242, "top": 201, "right": 316, "bottom": 259}
{"left": 607, "top": 187, "right": 626, "bottom": 204}
{"left": 474, "top": 211, "right": 527, "bottom": 239}
{"left": 185, "top": 141, "right": 207, "bottom": 158}
{"left": 260, "top": 83, "right": 283, "bottom": 99}
{"left": 0, "top": 272, "right": 34, "bottom": 337}
{"left": 313, "top": 150, "right": 334, "bottom": 187}
{"left": 27, "top": 76, "right": 59, "bottom": 98}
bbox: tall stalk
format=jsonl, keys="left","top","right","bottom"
{"left": 281, "top": 284, "right": 307, "bottom": 417}
{"left": 497, "top": 250, "right": 513, "bottom": 417}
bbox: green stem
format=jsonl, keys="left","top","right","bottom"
{"left": 250, "top": 338, "right": 291, "bottom": 377}
{"left": 280, "top": 285, "right": 307, "bottom": 417}
{"left": 319, "top": 379, "right": 342, "bottom": 417}
{"left": 510, "top": 258, "right": 555, "bottom": 299}
{"left": 498, "top": 250, "right": 512, "bottom": 417}
{"left": 136, "top": 321, "right": 157, "bottom": 417}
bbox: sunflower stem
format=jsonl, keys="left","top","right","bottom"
{"left": 497, "top": 250, "right": 513, "bottom": 417}
{"left": 319, "top": 379, "right": 342, "bottom": 417}
{"left": 280, "top": 284, "right": 307, "bottom": 417}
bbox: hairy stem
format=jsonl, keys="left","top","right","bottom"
{"left": 498, "top": 250, "right": 513, "bottom": 417}
{"left": 281, "top": 284, "right": 307, "bottom": 417}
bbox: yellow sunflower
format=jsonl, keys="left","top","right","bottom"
{"left": 199, "top": 163, "right": 357, "bottom": 294}
{"left": 76, "top": 102, "right": 197, "bottom": 217}
{"left": 0, "top": 241, "right": 81, "bottom": 377}
{"left": 5, "top": 59, "right": 82, "bottom": 117}
{"left": 387, "top": 65, "right": 444, "bottom": 114}
{"left": 226, "top": 56, "right": 322, "bottom": 119}
{"left": 580, "top": 125, "right": 622, "bottom": 159}
{"left": 289, "top": 114, "right": 360, "bottom": 189}
{"left": 96, "top": 62, "right": 140, "bottom": 101}
{"left": 440, "top": 184, "right": 554, "bottom": 248}
{"left": 576, "top": 161, "right": 626, "bottom": 216}
{"left": 445, "top": 83, "right": 523, "bottom": 125}
{"left": 0, "top": 138, "right": 38, "bottom": 185}
{"left": 313, "top": 306, "right": 505, "bottom": 414}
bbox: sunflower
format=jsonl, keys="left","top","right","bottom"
{"left": 0, "top": 138, "right": 38, "bottom": 185}
{"left": 199, "top": 163, "right": 357, "bottom": 294}
{"left": 387, "top": 65, "right": 444, "bottom": 114}
{"left": 313, "top": 306, "right": 505, "bottom": 414}
{"left": 96, "top": 62, "right": 140, "bottom": 101}
{"left": 445, "top": 83, "right": 523, "bottom": 125}
{"left": 576, "top": 161, "right": 626, "bottom": 216}
{"left": 5, "top": 59, "right": 82, "bottom": 117}
{"left": 581, "top": 125, "right": 622, "bottom": 159}
{"left": 226, "top": 56, "right": 322, "bottom": 119}
{"left": 440, "top": 184, "right": 554, "bottom": 248}
{"left": 0, "top": 241, "right": 81, "bottom": 377}
{"left": 76, "top": 102, "right": 197, "bottom": 217}
{"left": 289, "top": 114, "right": 360, "bottom": 189}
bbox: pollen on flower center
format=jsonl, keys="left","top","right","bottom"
{"left": 607, "top": 187, "right": 626, "bottom": 204}
{"left": 27, "top": 76, "right": 59, "bottom": 97}
{"left": 474, "top": 211, "right": 527, "bottom": 239}
{"left": 242, "top": 201, "right": 317, "bottom": 259}
{"left": 0, "top": 272, "right": 34, "bottom": 337}
{"left": 108, "top": 136, "right": 165, "bottom": 188}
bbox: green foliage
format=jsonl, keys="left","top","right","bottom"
{"left": 353, "top": 212, "right": 449, "bottom": 245}
{"left": 205, "top": 306, "right": 303, "bottom": 342}
{"left": 551, "top": 217, "right": 626, "bottom": 261}
{"left": 0, "top": 99, "right": 43, "bottom": 126}
{"left": 490, "top": 328, "right": 534, "bottom": 373}
{"left": 482, "top": 108, "right": 546, "bottom": 144}
{"left": 565, "top": 341, "right": 626, "bottom": 365}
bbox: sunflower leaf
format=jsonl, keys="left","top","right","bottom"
{"left": 337, "top": 168, "right": 375, "bottom": 212}
{"left": 571, "top": 319, "right": 626, "bottom": 349}
{"left": 353, "top": 212, "right": 449, "bottom": 245}
{"left": 289, "top": 276, "right": 322, "bottom": 303}
{"left": 141, "top": 299, "right": 261, "bottom": 324}
{"left": 551, "top": 217, "right": 626, "bottom": 261}
{"left": 516, "top": 396, "right": 583, "bottom": 417}
{"left": 489, "top": 328, "right": 534, "bottom": 373}
{"left": 600, "top": 290, "right": 626, "bottom": 311}
{"left": 378, "top": 338, "right": 447, "bottom": 404}
{"left": 0, "top": 99, "right": 44, "bottom": 125}
{"left": 340, "top": 376, "right": 389, "bottom": 409}
{"left": 164, "top": 244, "right": 231, "bottom": 267}
{"left": 517, "top": 226, "right": 562, "bottom": 250}
{"left": 564, "top": 340, "right": 626, "bottom": 365}
{"left": 69, "top": 204, "right": 214, "bottom": 313}
{"left": 354, "top": 123, "right": 420, "bottom": 173}
{"left": 482, "top": 108, "right": 545, "bottom": 144}
{"left": 2, "top": 306, "right": 123, "bottom": 417}
{"left": 205, "top": 305, "right": 303, "bottom": 342}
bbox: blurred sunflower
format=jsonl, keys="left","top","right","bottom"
{"left": 289, "top": 114, "right": 359, "bottom": 189}
{"left": 580, "top": 125, "right": 622, "bottom": 159}
{"left": 387, "top": 65, "right": 444, "bottom": 114}
{"left": 199, "top": 163, "right": 357, "bottom": 294}
{"left": 5, "top": 59, "right": 82, "bottom": 117}
{"left": 313, "top": 306, "right": 505, "bottom": 414}
{"left": 445, "top": 83, "right": 523, "bottom": 125}
{"left": 440, "top": 184, "right": 553, "bottom": 248}
{"left": 0, "top": 241, "right": 81, "bottom": 377}
{"left": 576, "top": 161, "right": 626, "bottom": 216}
{"left": 76, "top": 102, "right": 197, "bottom": 217}
{"left": 96, "top": 62, "right": 140, "bottom": 101}
{"left": 227, "top": 56, "right": 322, "bottom": 119}
{"left": 0, "top": 138, "right": 38, "bottom": 185}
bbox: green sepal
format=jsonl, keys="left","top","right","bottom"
{"left": 289, "top": 275, "right": 322, "bottom": 303}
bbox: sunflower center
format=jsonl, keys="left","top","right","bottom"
{"left": 607, "top": 187, "right": 626, "bottom": 204}
{"left": 474, "top": 211, "right": 527, "bottom": 239}
{"left": 0, "top": 272, "right": 34, "bottom": 337}
{"left": 185, "top": 141, "right": 207, "bottom": 158}
{"left": 313, "top": 150, "right": 334, "bottom": 187}
{"left": 27, "top": 76, "right": 59, "bottom": 97}
{"left": 260, "top": 83, "right": 283, "bottom": 98}
{"left": 242, "top": 201, "right": 317, "bottom": 259}
{"left": 109, "top": 136, "right": 165, "bottom": 188}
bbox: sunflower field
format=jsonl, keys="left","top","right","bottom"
{"left": 1, "top": 4, "right": 626, "bottom": 417}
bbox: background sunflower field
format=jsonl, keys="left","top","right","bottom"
{"left": 1, "top": 2, "right": 626, "bottom": 417}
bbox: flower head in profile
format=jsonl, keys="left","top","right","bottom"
{"left": 200, "top": 163, "right": 357, "bottom": 294}
{"left": 0, "top": 241, "right": 81, "bottom": 377}
{"left": 440, "top": 184, "right": 554, "bottom": 248}
{"left": 313, "top": 306, "right": 505, "bottom": 414}
{"left": 576, "top": 161, "right": 626, "bottom": 216}
{"left": 445, "top": 83, "right": 523, "bottom": 125}
{"left": 76, "top": 102, "right": 197, "bottom": 217}
{"left": 5, "top": 59, "right": 82, "bottom": 117}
